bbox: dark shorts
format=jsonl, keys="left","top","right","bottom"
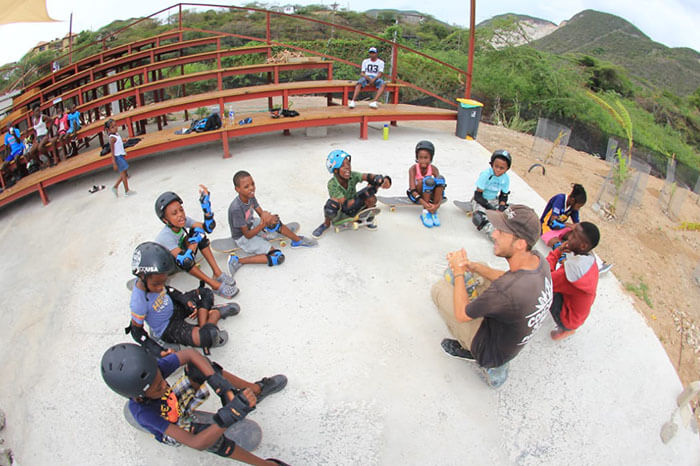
{"left": 549, "top": 292, "right": 572, "bottom": 331}
{"left": 161, "top": 289, "right": 214, "bottom": 346}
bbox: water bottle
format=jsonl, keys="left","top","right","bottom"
{"left": 383, "top": 123, "right": 389, "bottom": 140}
{"left": 228, "top": 108, "right": 235, "bottom": 126}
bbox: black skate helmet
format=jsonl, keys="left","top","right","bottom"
{"left": 490, "top": 149, "right": 512, "bottom": 169}
{"left": 131, "top": 242, "right": 175, "bottom": 278}
{"left": 154, "top": 191, "right": 183, "bottom": 221}
{"left": 101, "top": 343, "right": 159, "bottom": 399}
{"left": 415, "top": 140, "right": 435, "bottom": 160}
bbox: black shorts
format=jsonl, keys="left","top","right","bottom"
{"left": 549, "top": 292, "right": 572, "bottom": 331}
{"left": 161, "top": 288, "right": 214, "bottom": 346}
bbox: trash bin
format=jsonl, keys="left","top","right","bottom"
{"left": 456, "top": 98, "right": 483, "bottom": 140}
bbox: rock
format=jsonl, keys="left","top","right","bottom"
{"left": 0, "top": 409, "right": 5, "bottom": 431}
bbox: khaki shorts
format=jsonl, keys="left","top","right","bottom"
{"left": 431, "top": 279, "right": 489, "bottom": 351}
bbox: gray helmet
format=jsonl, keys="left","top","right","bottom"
{"left": 415, "top": 140, "right": 435, "bottom": 159}
{"left": 101, "top": 343, "right": 159, "bottom": 399}
{"left": 490, "top": 149, "right": 512, "bottom": 168}
{"left": 131, "top": 242, "right": 175, "bottom": 277}
{"left": 154, "top": 191, "right": 182, "bottom": 220}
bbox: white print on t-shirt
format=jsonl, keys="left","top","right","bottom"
{"left": 519, "top": 277, "right": 553, "bottom": 345}
{"left": 361, "top": 58, "right": 384, "bottom": 78}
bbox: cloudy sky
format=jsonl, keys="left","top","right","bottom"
{"left": 0, "top": 0, "right": 698, "bottom": 66}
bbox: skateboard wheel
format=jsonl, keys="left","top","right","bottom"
{"left": 335, "top": 227, "right": 340, "bottom": 233}
{"left": 390, "top": 207, "right": 396, "bottom": 212}
{"left": 352, "top": 223, "right": 359, "bottom": 230}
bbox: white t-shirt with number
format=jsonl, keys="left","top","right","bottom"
{"left": 361, "top": 58, "right": 385, "bottom": 79}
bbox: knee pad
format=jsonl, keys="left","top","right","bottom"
{"left": 198, "top": 323, "right": 220, "bottom": 349}
{"left": 324, "top": 199, "right": 340, "bottom": 218}
{"left": 198, "top": 236, "right": 210, "bottom": 250}
{"left": 406, "top": 189, "right": 420, "bottom": 203}
{"left": 185, "top": 359, "right": 217, "bottom": 384}
{"left": 341, "top": 197, "right": 364, "bottom": 217}
{"left": 264, "top": 221, "right": 281, "bottom": 234}
{"left": 198, "top": 287, "right": 215, "bottom": 310}
{"left": 267, "top": 249, "right": 285, "bottom": 267}
{"left": 357, "top": 185, "right": 377, "bottom": 201}
{"left": 176, "top": 249, "right": 195, "bottom": 271}
{"left": 472, "top": 211, "right": 490, "bottom": 231}
{"left": 422, "top": 176, "right": 436, "bottom": 193}
{"left": 434, "top": 175, "right": 446, "bottom": 187}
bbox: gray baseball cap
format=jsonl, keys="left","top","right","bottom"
{"left": 486, "top": 204, "right": 541, "bottom": 248}
{"left": 368, "top": 47, "right": 377, "bottom": 53}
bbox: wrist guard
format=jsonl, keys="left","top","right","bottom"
{"left": 176, "top": 248, "right": 195, "bottom": 270}
{"left": 187, "top": 227, "right": 206, "bottom": 245}
{"left": 207, "top": 372, "right": 238, "bottom": 405}
{"left": 213, "top": 392, "right": 254, "bottom": 427}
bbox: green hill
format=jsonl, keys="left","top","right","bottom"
{"left": 531, "top": 9, "right": 700, "bottom": 96}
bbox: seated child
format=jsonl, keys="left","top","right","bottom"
{"left": 546, "top": 222, "right": 600, "bottom": 341}
{"left": 2, "top": 122, "right": 27, "bottom": 185}
{"left": 64, "top": 102, "right": 81, "bottom": 157}
{"left": 470, "top": 149, "right": 512, "bottom": 235}
{"left": 154, "top": 187, "right": 238, "bottom": 298}
{"left": 227, "top": 170, "right": 317, "bottom": 275}
{"left": 312, "top": 149, "right": 392, "bottom": 237}
{"left": 101, "top": 344, "right": 289, "bottom": 465}
{"left": 407, "top": 140, "right": 446, "bottom": 228}
{"left": 52, "top": 104, "right": 71, "bottom": 159}
{"left": 127, "top": 242, "right": 240, "bottom": 354}
{"left": 28, "top": 106, "right": 54, "bottom": 166}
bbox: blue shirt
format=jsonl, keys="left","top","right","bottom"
{"left": 540, "top": 193, "right": 579, "bottom": 226}
{"left": 130, "top": 286, "right": 174, "bottom": 338}
{"left": 127, "top": 353, "right": 181, "bottom": 442}
{"left": 4, "top": 128, "right": 24, "bottom": 157}
{"left": 475, "top": 167, "right": 510, "bottom": 200}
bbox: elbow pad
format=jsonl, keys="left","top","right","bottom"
{"left": 473, "top": 191, "right": 493, "bottom": 209}
{"left": 176, "top": 249, "right": 195, "bottom": 270}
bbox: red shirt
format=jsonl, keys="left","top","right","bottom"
{"left": 547, "top": 249, "right": 599, "bottom": 329}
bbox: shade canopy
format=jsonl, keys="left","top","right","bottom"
{"left": 0, "top": 0, "right": 57, "bottom": 25}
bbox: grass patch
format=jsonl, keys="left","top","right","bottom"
{"left": 625, "top": 278, "right": 653, "bottom": 308}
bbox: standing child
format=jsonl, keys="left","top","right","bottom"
{"left": 468, "top": 149, "right": 512, "bottom": 236}
{"left": 155, "top": 188, "right": 238, "bottom": 299}
{"left": 101, "top": 344, "right": 289, "bottom": 465}
{"left": 28, "top": 106, "right": 54, "bottom": 166}
{"left": 312, "top": 149, "right": 392, "bottom": 237}
{"left": 407, "top": 140, "right": 446, "bottom": 228}
{"left": 106, "top": 119, "right": 136, "bottom": 197}
{"left": 227, "top": 170, "right": 317, "bottom": 275}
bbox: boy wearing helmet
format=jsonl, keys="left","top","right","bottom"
{"left": 127, "top": 242, "right": 240, "bottom": 355}
{"left": 154, "top": 186, "right": 238, "bottom": 299}
{"left": 469, "top": 150, "right": 512, "bottom": 236}
{"left": 101, "top": 343, "right": 289, "bottom": 465}
{"left": 408, "top": 140, "right": 446, "bottom": 228}
{"left": 312, "top": 149, "right": 392, "bottom": 237}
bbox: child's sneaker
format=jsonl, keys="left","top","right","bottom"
{"left": 441, "top": 338, "right": 475, "bottom": 360}
{"left": 213, "top": 302, "right": 241, "bottom": 319}
{"left": 227, "top": 255, "right": 243, "bottom": 276}
{"left": 214, "top": 282, "right": 239, "bottom": 299}
{"left": 125, "top": 190, "right": 137, "bottom": 197}
{"left": 215, "top": 272, "right": 236, "bottom": 286}
{"left": 431, "top": 212, "right": 441, "bottom": 227}
{"left": 312, "top": 223, "right": 328, "bottom": 238}
{"left": 550, "top": 328, "right": 576, "bottom": 341}
{"left": 111, "top": 186, "right": 118, "bottom": 197}
{"left": 291, "top": 236, "right": 318, "bottom": 247}
{"left": 369, "top": 101, "right": 378, "bottom": 109}
{"left": 255, "top": 374, "right": 288, "bottom": 403}
{"left": 599, "top": 262, "right": 613, "bottom": 274}
{"left": 348, "top": 100, "right": 356, "bottom": 109}
{"left": 421, "top": 210, "right": 434, "bottom": 228}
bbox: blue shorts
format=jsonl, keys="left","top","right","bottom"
{"left": 357, "top": 76, "right": 385, "bottom": 88}
{"left": 114, "top": 155, "right": 129, "bottom": 172}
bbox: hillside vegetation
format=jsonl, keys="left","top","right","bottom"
{"left": 2, "top": 5, "right": 699, "bottom": 181}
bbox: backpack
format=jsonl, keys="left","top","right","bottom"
{"left": 191, "top": 113, "right": 222, "bottom": 133}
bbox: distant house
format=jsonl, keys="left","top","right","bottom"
{"left": 282, "top": 5, "right": 295, "bottom": 14}
{"left": 31, "top": 33, "right": 77, "bottom": 55}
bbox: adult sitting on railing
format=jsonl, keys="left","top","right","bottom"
{"left": 348, "top": 46, "right": 386, "bottom": 110}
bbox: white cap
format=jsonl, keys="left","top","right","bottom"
{"left": 368, "top": 47, "right": 377, "bottom": 53}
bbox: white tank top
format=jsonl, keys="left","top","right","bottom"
{"left": 110, "top": 133, "right": 126, "bottom": 156}
{"left": 33, "top": 114, "right": 47, "bottom": 137}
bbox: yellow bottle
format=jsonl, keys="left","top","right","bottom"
{"left": 383, "top": 124, "right": 389, "bottom": 140}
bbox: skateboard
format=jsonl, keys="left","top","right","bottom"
{"left": 377, "top": 196, "right": 446, "bottom": 212}
{"left": 332, "top": 207, "right": 381, "bottom": 233}
{"left": 210, "top": 222, "right": 300, "bottom": 254}
{"left": 124, "top": 401, "right": 262, "bottom": 451}
{"left": 453, "top": 199, "right": 474, "bottom": 216}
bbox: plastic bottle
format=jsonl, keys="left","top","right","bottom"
{"left": 383, "top": 123, "right": 389, "bottom": 140}
{"left": 228, "top": 108, "right": 235, "bottom": 126}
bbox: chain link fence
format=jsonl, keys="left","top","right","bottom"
{"left": 530, "top": 118, "right": 571, "bottom": 166}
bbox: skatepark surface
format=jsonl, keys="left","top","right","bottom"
{"left": 0, "top": 121, "right": 698, "bottom": 465}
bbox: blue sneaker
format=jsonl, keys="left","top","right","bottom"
{"left": 312, "top": 223, "right": 328, "bottom": 238}
{"left": 431, "top": 212, "right": 440, "bottom": 227}
{"left": 227, "top": 255, "right": 243, "bottom": 276}
{"left": 291, "top": 236, "right": 318, "bottom": 247}
{"left": 420, "top": 210, "right": 433, "bottom": 228}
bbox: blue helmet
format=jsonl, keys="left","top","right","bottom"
{"left": 326, "top": 149, "right": 351, "bottom": 174}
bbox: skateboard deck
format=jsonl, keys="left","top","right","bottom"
{"left": 377, "top": 196, "right": 446, "bottom": 211}
{"left": 124, "top": 402, "right": 262, "bottom": 451}
{"left": 333, "top": 207, "right": 381, "bottom": 233}
{"left": 453, "top": 199, "right": 474, "bottom": 216}
{"left": 211, "top": 222, "right": 300, "bottom": 254}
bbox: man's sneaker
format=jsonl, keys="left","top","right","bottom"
{"left": 216, "top": 272, "right": 236, "bottom": 286}
{"left": 214, "top": 282, "right": 239, "bottom": 299}
{"left": 125, "top": 190, "right": 137, "bottom": 197}
{"left": 227, "top": 255, "right": 243, "bottom": 276}
{"left": 291, "top": 236, "right": 318, "bottom": 247}
{"left": 599, "top": 262, "right": 613, "bottom": 274}
{"left": 255, "top": 374, "right": 288, "bottom": 403}
{"left": 348, "top": 100, "right": 356, "bottom": 109}
{"left": 550, "top": 328, "right": 576, "bottom": 341}
{"left": 441, "top": 338, "right": 475, "bottom": 360}
{"left": 421, "top": 210, "right": 434, "bottom": 228}
{"left": 312, "top": 223, "right": 329, "bottom": 238}
{"left": 214, "top": 302, "right": 241, "bottom": 319}
{"left": 369, "top": 101, "right": 378, "bottom": 109}
{"left": 431, "top": 212, "right": 441, "bottom": 227}
{"left": 111, "top": 186, "right": 118, "bottom": 197}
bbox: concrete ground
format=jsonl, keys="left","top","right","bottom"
{"left": 0, "top": 121, "right": 698, "bottom": 465}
